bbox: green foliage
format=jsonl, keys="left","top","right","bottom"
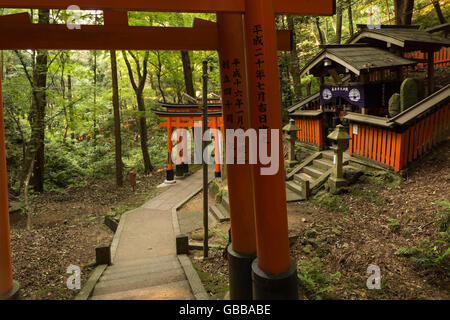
{"left": 387, "top": 218, "right": 401, "bottom": 232}
{"left": 312, "top": 191, "right": 350, "bottom": 214}
{"left": 395, "top": 201, "right": 450, "bottom": 275}
{"left": 297, "top": 257, "right": 341, "bottom": 300}
{"left": 436, "top": 201, "right": 450, "bottom": 233}
{"left": 395, "top": 239, "right": 450, "bottom": 274}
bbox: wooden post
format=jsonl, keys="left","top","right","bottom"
{"left": 243, "top": 0, "right": 297, "bottom": 299}
{"left": 217, "top": 12, "right": 257, "bottom": 300}
{"left": 212, "top": 117, "right": 221, "bottom": 178}
{"left": 202, "top": 61, "right": 209, "bottom": 259}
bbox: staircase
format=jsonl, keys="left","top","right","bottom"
{"left": 286, "top": 150, "right": 350, "bottom": 199}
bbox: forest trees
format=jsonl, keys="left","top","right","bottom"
{"left": 0, "top": 3, "right": 446, "bottom": 199}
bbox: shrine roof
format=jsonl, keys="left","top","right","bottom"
{"left": 287, "top": 92, "right": 320, "bottom": 114}
{"left": 299, "top": 44, "right": 417, "bottom": 78}
{"left": 158, "top": 102, "right": 222, "bottom": 109}
{"left": 152, "top": 109, "right": 222, "bottom": 117}
{"left": 348, "top": 25, "right": 450, "bottom": 51}
{"left": 426, "top": 23, "right": 450, "bottom": 34}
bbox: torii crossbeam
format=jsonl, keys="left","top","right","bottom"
{"left": 0, "top": 0, "right": 335, "bottom": 300}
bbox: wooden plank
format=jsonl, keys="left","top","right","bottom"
{"left": 430, "top": 110, "right": 437, "bottom": 147}
{"left": 390, "top": 132, "right": 397, "bottom": 168}
{"left": 418, "top": 119, "right": 424, "bottom": 157}
{"left": 357, "top": 124, "right": 362, "bottom": 155}
{"left": 364, "top": 126, "right": 370, "bottom": 158}
{"left": 0, "top": 0, "right": 336, "bottom": 15}
{"left": 408, "top": 125, "right": 414, "bottom": 162}
{"left": 373, "top": 128, "right": 378, "bottom": 162}
{"left": 376, "top": 128, "right": 382, "bottom": 162}
{"left": 307, "top": 119, "right": 311, "bottom": 143}
{"left": 318, "top": 119, "right": 324, "bottom": 148}
{"left": 349, "top": 123, "right": 353, "bottom": 156}
{"left": 394, "top": 133, "right": 403, "bottom": 172}
{"left": 368, "top": 127, "right": 373, "bottom": 160}
{"left": 425, "top": 114, "right": 432, "bottom": 152}
{"left": 381, "top": 129, "right": 386, "bottom": 165}
{"left": 413, "top": 121, "right": 419, "bottom": 160}
{"left": 386, "top": 131, "right": 392, "bottom": 166}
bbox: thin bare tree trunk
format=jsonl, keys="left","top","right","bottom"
{"left": 110, "top": 50, "right": 123, "bottom": 187}
{"left": 430, "top": 0, "right": 446, "bottom": 24}
{"left": 287, "top": 16, "right": 302, "bottom": 100}
{"left": 336, "top": 1, "right": 343, "bottom": 44}
{"left": 347, "top": 0, "right": 354, "bottom": 37}
{"left": 314, "top": 17, "right": 325, "bottom": 45}
{"left": 181, "top": 51, "right": 195, "bottom": 98}
{"left": 25, "top": 156, "right": 36, "bottom": 231}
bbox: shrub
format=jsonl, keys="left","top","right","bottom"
{"left": 297, "top": 257, "right": 341, "bottom": 300}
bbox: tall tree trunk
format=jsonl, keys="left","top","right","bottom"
{"left": 386, "top": 0, "right": 392, "bottom": 23}
{"left": 156, "top": 51, "right": 166, "bottom": 103}
{"left": 314, "top": 17, "right": 325, "bottom": 45}
{"left": 335, "top": 1, "right": 343, "bottom": 44}
{"left": 92, "top": 50, "right": 98, "bottom": 140}
{"left": 287, "top": 16, "right": 302, "bottom": 100}
{"left": 347, "top": 0, "right": 354, "bottom": 37}
{"left": 430, "top": 0, "right": 446, "bottom": 24}
{"left": 110, "top": 50, "right": 123, "bottom": 187}
{"left": 122, "top": 50, "right": 154, "bottom": 174}
{"left": 68, "top": 74, "right": 75, "bottom": 140}
{"left": 137, "top": 92, "right": 153, "bottom": 174}
{"left": 180, "top": 51, "right": 195, "bottom": 98}
{"left": 31, "top": 9, "right": 49, "bottom": 193}
{"left": 394, "top": 0, "right": 415, "bottom": 25}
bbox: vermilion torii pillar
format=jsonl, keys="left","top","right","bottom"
{"left": 0, "top": 0, "right": 334, "bottom": 300}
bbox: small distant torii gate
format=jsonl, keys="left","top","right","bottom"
{"left": 154, "top": 102, "right": 224, "bottom": 180}
{"left": 0, "top": 0, "right": 335, "bottom": 300}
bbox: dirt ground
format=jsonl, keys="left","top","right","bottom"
{"left": 193, "top": 140, "right": 450, "bottom": 300}
{"left": 9, "top": 169, "right": 166, "bottom": 300}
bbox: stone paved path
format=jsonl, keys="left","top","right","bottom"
{"left": 90, "top": 169, "right": 211, "bottom": 300}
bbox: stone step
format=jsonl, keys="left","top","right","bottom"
{"left": 107, "top": 255, "right": 176, "bottom": 272}
{"left": 222, "top": 196, "right": 230, "bottom": 211}
{"left": 302, "top": 166, "right": 325, "bottom": 179}
{"left": 101, "top": 260, "right": 181, "bottom": 281}
{"left": 209, "top": 204, "right": 230, "bottom": 223}
{"left": 322, "top": 152, "right": 335, "bottom": 161}
{"left": 91, "top": 280, "right": 194, "bottom": 300}
{"left": 92, "top": 267, "right": 186, "bottom": 297}
{"left": 313, "top": 159, "right": 333, "bottom": 171}
{"left": 294, "top": 172, "right": 314, "bottom": 184}
{"left": 286, "top": 181, "right": 303, "bottom": 196}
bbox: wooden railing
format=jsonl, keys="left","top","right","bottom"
{"left": 346, "top": 86, "right": 450, "bottom": 172}
{"left": 404, "top": 47, "right": 450, "bottom": 68}
{"left": 294, "top": 116, "right": 324, "bottom": 149}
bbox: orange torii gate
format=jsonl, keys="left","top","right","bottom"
{"left": 154, "top": 102, "right": 224, "bottom": 180}
{"left": 0, "top": 0, "right": 335, "bottom": 300}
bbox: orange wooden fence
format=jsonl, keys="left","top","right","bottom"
{"left": 348, "top": 103, "right": 450, "bottom": 172}
{"left": 404, "top": 47, "right": 450, "bottom": 68}
{"left": 294, "top": 118, "right": 324, "bottom": 149}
